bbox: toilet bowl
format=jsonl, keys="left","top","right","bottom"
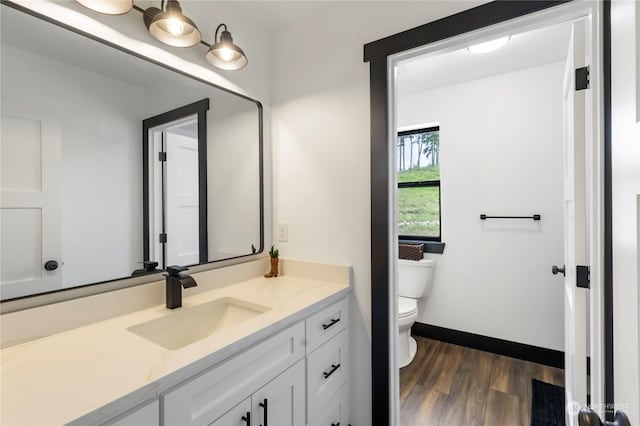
{"left": 397, "top": 258, "right": 434, "bottom": 368}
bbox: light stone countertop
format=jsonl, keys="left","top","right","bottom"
{"left": 0, "top": 274, "right": 350, "bottom": 425}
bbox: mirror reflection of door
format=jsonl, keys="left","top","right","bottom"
{"left": 161, "top": 120, "right": 199, "bottom": 267}
{"left": 144, "top": 99, "right": 209, "bottom": 270}
{"left": 0, "top": 101, "right": 62, "bottom": 299}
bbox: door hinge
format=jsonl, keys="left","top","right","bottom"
{"left": 575, "top": 66, "right": 590, "bottom": 91}
{"left": 159, "top": 233, "right": 167, "bottom": 243}
{"left": 158, "top": 152, "right": 167, "bottom": 162}
{"left": 576, "top": 265, "right": 590, "bottom": 289}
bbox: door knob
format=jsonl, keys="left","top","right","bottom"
{"left": 552, "top": 264, "right": 565, "bottom": 276}
{"left": 44, "top": 260, "right": 59, "bottom": 271}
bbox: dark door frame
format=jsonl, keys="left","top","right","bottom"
{"left": 143, "top": 98, "right": 210, "bottom": 267}
{"left": 364, "top": 1, "right": 613, "bottom": 423}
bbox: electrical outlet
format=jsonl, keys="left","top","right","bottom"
{"left": 279, "top": 223, "right": 288, "bottom": 242}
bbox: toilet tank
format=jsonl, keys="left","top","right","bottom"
{"left": 398, "top": 258, "right": 435, "bottom": 299}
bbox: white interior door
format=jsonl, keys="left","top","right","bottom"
{"left": 0, "top": 101, "right": 62, "bottom": 299}
{"left": 562, "top": 20, "right": 588, "bottom": 425}
{"left": 165, "top": 131, "right": 199, "bottom": 266}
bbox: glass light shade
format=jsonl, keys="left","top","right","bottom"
{"left": 144, "top": 2, "right": 202, "bottom": 48}
{"left": 468, "top": 36, "right": 510, "bottom": 54}
{"left": 76, "top": 0, "right": 132, "bottom": 15}
{"left": 206, "top": 29, "right": 248, "bottom": 71}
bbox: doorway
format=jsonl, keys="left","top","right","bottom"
{"left": 364, "top": 2, "right": 612, "bottom": 425}
{"left": 142, "top": 98, "right": 209, "bottom": 269}
{"left": 393, "top": 16, "right": 591, "bottom": 425}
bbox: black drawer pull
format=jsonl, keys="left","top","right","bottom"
{"left": 259, "top": 398, "right": 268, "bottom": 426}
{"left": 322, "top": 317, "right": 340, "bottom": 330}
{"left": 331, "top": 423, "right": 340, "bottom": 426}
{"left": 323, "top": 363, "right": 341, "bottom": 379}
{"left": 241, "top": 411, "right": 251, "bottom": 426}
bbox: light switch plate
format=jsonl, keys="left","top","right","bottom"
{"left": 279, "top": 223, "right": 288, "bottom": 242}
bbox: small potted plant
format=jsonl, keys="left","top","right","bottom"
{"left": 264, "top": 245, "right": 279, "bottom": 278}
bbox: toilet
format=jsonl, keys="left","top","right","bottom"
{"left": 397, "top": 258, "right": 435, "bottom": 368}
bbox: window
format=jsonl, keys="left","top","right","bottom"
{"left": 397, "top": 126, "right": 441, "bottom": 242}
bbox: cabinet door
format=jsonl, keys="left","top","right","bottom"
{"left": 307, "top": 385, "right": 348, "bottom": 426}
{"left": 252, "top": 359, "right": 305, "bottom": 426}
{"left": 209, "top": 398, "right": 251, "bottom": 426}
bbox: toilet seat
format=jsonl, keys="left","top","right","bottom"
{"left": 398, "top": 297, "right": 417, "bottom": 318}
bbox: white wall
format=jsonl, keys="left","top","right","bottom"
{"left": 398, "top": 62, "right": 566, "bottom": 351}
{"left": 1, "top": 45, "right": 145, "bottom": 287}
{"left": 611, "top": 0, "right": 640, "bottom": 422}
{"left": 270, "top": 2, "right": 488, "bottom": 423}
{"left": 208, "top": 97, "right": 262, "bottom": 258}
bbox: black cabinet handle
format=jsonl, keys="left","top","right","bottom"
{"left": 259, "top": 398, "right": 268, "bottom": 426}
{"left": 323, "top": 363, "right": 341, "bottom": 379}
{"left": 241, "top": 411, "right": 251, "bottom": 426}
{"left": 322, "top": 317, "right": 340, "bottom": 330}
{"left": 331, "top": 423, "right": 340, "bottom": 426}
{"left": 44, "top": 260, "right": 59, "bottom": 271}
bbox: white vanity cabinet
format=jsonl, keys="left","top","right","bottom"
{"left": 162, "top": 322, "right": 305, "bottom": 425}
{"left": 102, "top": 297, "right": 349, "bottom": 426}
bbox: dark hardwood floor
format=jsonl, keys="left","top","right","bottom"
{"left": 400, "top": 336, "right": 564, "bottom": 426}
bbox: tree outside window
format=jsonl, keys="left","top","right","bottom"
{"left": 397, "top": 126, "right": 441, "bottom": 241}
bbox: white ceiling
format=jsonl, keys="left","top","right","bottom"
{"left": 231, "top": 1, "right": 329, "bottom": 30}
{"left": 397, "top": 21, "right": 572, "bottom": 96}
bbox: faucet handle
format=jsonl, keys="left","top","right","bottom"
{"left": 166, "top": 265, "right": 189, "bottom": 277}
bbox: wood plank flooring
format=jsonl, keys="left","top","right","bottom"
{"left": 400, "top": 337, "right": 564, "bottom": 426}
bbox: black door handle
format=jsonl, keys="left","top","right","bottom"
{"left": 259, "top": 398, "right": 267, "bottom": 426}
{"left": 552, "top": 264, "right": 565, "bottom": 276}
{"left": 578, "top": 407, "right": 631, "bottom": 426}
{"left": 44, "top": 260, "right": 59, "bottom": 271}
{"left": 241, "top": 411, "right": 251, "bottom": 426}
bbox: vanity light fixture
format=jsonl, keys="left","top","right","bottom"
{"left": 143, "top": 0, "right": 202, "bottom": 48}
{"left": 77, "top": 0, "right": 248, "bottom": 70}
{"left": 206, "top": 24, "right": 248, "bottom": 70}
{"left": 75, "top": 0, "right": 133, "bottom": 15}
{"left": 468, "top": 36, "right": 511, "bottom": 54}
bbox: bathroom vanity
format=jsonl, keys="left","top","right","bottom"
{"left": 0, "top": 259, "right": 351, "bottom": 426}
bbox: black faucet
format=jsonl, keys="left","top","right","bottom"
{"left": 165, "top": 265, "right": 197, "bottom": 309}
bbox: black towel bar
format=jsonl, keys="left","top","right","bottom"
{"left": 480, "top": 214, "right": 541, "bottom": 221}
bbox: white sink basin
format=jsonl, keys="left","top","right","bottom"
{"left": 127, "top": 297, "right": 271, "bottom": 350}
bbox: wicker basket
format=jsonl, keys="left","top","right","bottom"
{"left": 399, "top": 243, "right": 424, "bottom": 261}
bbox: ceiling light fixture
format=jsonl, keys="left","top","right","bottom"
{"left": 467, "top": 36, "right": 511, "bottom": 54}
{"left": 75, "top": 0, "right": 133, "bottom": 15}
{"left": 143, "top": 0, "right": 201, "bottom": 48}
{"left": 206, "top": 24, "right": 248, "bottom": 71}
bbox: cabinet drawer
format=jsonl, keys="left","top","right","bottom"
{"left": 102, "top": 399, "right": 159, "bottom": 426}
{"left": 306, "top": 298, "right": 348, "bottom": 354}
{"left": 307, "top": 385, "right": 349, "bottom": 426}
{"left": 162, "top": 322, "right": 305, "bottom": 426}
{"left": 306, "top": 329, "right": 348, "bottom": 416}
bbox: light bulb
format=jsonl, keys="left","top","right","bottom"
{"left": 218, "top": 47, "right": 234, "bottom": 61}
{"left": 468, "top": 36, "right": 510, "bottom": 54}
{"left": 166, "top": 18, "right": 185, "bottom": 36}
